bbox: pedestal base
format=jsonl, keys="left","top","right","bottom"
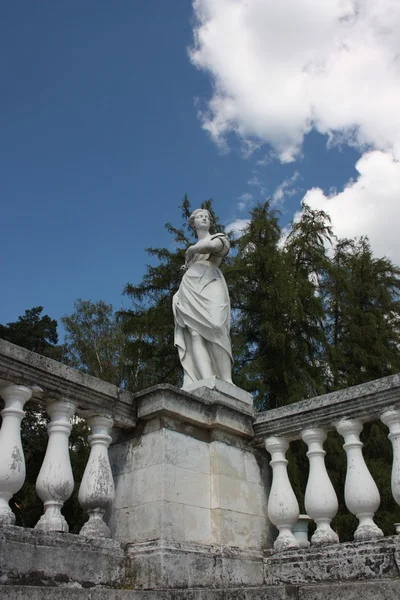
{"left": 109, "top": 384, "right": 270, "bottom": 552}
{"left": 125, "top": 540, "right": 264, "bottom": 590}
{"left": 183, "top": 376, "right": 253, "bottom": 406}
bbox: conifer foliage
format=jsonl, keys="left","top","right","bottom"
{"left": 2, "top": 197, "right": 400, "bottom": 537}
{"left": 119, "top": 197, "right": 400, "bottom": 539}
{"left": 120, "top": 197, "right": 400, "bottom": 407}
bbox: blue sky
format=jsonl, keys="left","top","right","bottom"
{"left": 2, "top": 0, "right": 399, "bottom": 335}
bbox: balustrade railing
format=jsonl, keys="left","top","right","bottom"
{"left": 0, "top": 339, "right": 135, "bottom": 537}
{"left": 254, "top": 374, "right": 400, "bottom": 550}
{"left": 2, "top": 337, "right": 400, "bottom": 553}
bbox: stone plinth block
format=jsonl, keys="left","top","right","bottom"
{"left": 264, "top": 537, "right": 400, "bottom": 585}
{"left": 1, "top": 582, "right": 400, "bottom": 600}
{"left": 109, "top": 384, "right": 271, "bottom": 551}
{"left": 125, "top": 540, "right": 264, "bottom": 590}
{"left": 0, "top": 524, "right": 124, "bottom": 588}
{"left": 183, "top": 376, "right": 253, "bottom": 406}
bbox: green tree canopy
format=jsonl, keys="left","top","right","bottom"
{"left": 61, "top": 299, "right": 128, "bottom": 388}
{"left": 0, "top": 306, "right": 60, "bottom": 358}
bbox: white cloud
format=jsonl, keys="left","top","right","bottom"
{"left": 272, "top": 171, "right": 301, "bottom": 206}
{"left": 239, "top": 192, "right": 252, "bottom": 202}
{"left": 225, "top": 218, "right": 250, "bottom": 238}
{"left": 237, "top": 192, "right": 253, "bottom": 211}
{"left": 190, "top": 0, "right": 400, "bottom": 161}
{"left": 302, "top": 151, "right": 400, "bottom": 263}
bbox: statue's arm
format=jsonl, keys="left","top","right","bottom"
{"left": 186, "top": 237, "right": 224, "bottom": 258}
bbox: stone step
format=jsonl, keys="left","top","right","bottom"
{"left": 1, "top": 580, "right": 400, "bottom": 600}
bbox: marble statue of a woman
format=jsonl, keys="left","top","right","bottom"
{"left": 173, "top": 208, "right": 233, "bottom": 388}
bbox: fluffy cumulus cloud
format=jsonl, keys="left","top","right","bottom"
{"left": 303, "top": 151, "right": 400, "bottom": 263}
{"left": 191, "top": 0, "right": 400, "bottom": 260}
{"left": 190, "top": 0, "right": 400, "bottom": 161}
{"left": 237, "top": 192, "right": 253, "bottom": 211}
{"left": 225, "top": 218, "right": 250, "bottom": 238}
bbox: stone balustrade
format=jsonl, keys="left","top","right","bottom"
{"left": 0, "top": 338, "right": 136, "bottom": 537}
{"left": 2, "top": 337, "right": 400, "bottom": 595}
{"left": 254, "top": 374, "right": 400, "bottom": 550}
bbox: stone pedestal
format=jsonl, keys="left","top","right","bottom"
{"left": 183, "top": 376, "right": 253, "bottom": 406}
{"left": 108, "top": 384, "right": 271, "bottom": 589}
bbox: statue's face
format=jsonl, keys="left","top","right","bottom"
{"left": 193, "top": 210, "right": 210, "bottom": 231}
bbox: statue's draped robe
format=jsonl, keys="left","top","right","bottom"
{"left": 173, "top": 233, "right": 233, "bottom": 387}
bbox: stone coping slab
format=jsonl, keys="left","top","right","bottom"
{"left": 1, "top": 581, "right": 400, "bottom": 599}
{"left": 254, "top": 372, "right": 400, "bottom": 441}
{"left": 0, "top": 524, "right": 125, "bottom": 588}
{"left": 134, "top": 384, "right": 254, "bottom": 438}
{"left": 183, "top": 377, "right": 253, "bottom": 406}
{"left": 125, "top": 540, "right": 264, "bottom": 590}
{"left": 125, "top": 539, "right": 264, "bottom": 559}
{"left": 264, "top": 536, "right": 400, "bottom": 585}
{"left": 0, "top": 339, "right": 135, "bottom": 428}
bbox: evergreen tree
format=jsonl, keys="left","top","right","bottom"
{"left": 0, "top": 306, "right": 60, "bottom": 359}
{"left": 321, "top": 237, "right": 400, "bottom": 539}
{"left": 324, "top": 236, "right": 400, "bottom": 389}
{"left": 229, "top": 201, "right": 333, "bottom": 409}
{"left": 227, "top": 201, "right": 293, "bottom": 408}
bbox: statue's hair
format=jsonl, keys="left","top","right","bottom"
{"left": 189, "top": 208, "right": 213, "bottom": 229}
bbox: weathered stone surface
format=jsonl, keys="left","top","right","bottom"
{"left": 0, "top": 339, "right": 136, "bottom": 428}
{"left": 298, "top": 579, "right": 400, "bottom": 599}
{"left": 0, "top": 525, "right": 124, "bottom": 588}
{"left": 0, "top": 585, "right": 290, "bottom": 600}
{"left": 1, "top": 581, "right": 400, "bottom": 599}
{"left": 109, "top": 389, "right": 269, "bottom": 550}
{"left": 211, "top": 474, "right": 266, "bottom": 516}
{"left": 264, "top": 537, "right": 400, "bottom": 585}
{"left": 210, "top": 441, "right": 264, "bottom": 483}
{"left": 254, "top": 372, "right": 400, "bottom": 442}
{"left": 109, "top": 426, "right": 214, "bottom": 546}
{"left": 134, "top": 384, "right": 254, "bottom": 438}
{"left": 211, "top": 509, "right": 268, "bottom": 549}
{"left": 184, "top": 377, "right": 253, "bottom": 406}
{"left": 125, "top": 540, "right": 264, "bottom": 590}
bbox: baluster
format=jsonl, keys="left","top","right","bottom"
{"left": 292, "top": 514, "right": 311, "bottom": 548}
{"left": 335, "top": 418, "right": 383, "bottom": 540}
{"left": 381, "top": 410, "right": 400, "bottom": 506}
{"left": 78, "top": 415, "right": 115, "bottom": 538}
{"left": 35, "top": 399, "right": 75, "bottom": 532}
{"left": 301, "top": 428, "right": 339, "bottom": 545}
{"left": 265, "top": 436, "right": 300, "bottom": 550}
{"left": 0, "top": 384, "right": 32, "bottom": 525}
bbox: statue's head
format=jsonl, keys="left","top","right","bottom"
{"left": 189, "top": 208, "right": 212, "bottom": 231}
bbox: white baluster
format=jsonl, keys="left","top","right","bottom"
{"left": 35, "top": 399, "right": 75, "bottom": 532}
{"left": 381, "top": 410, "right": 400, "bottom": 506}
{"left": 265, "top": 436, "right": 300, "bottom": 551}
{"left": 292, "top": 514, "right": 311, "bottom": 548}
{"left": 302, "top": 428, "right": 339, "bottom": 545}
{"left": 335, "top": 418, "right": 383, "bottom": 540}
{"left": 0, "top": 384, "right": 32, "bottom": 525}
{"left": 78, "top": 415, "right": 115, "bottom": 538}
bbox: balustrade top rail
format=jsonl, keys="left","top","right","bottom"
{"left": 0, "top": 339, "right": 136, "bottom": 428}
{"left": 254, "top": 373, "right": 400, "bottom": 442}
